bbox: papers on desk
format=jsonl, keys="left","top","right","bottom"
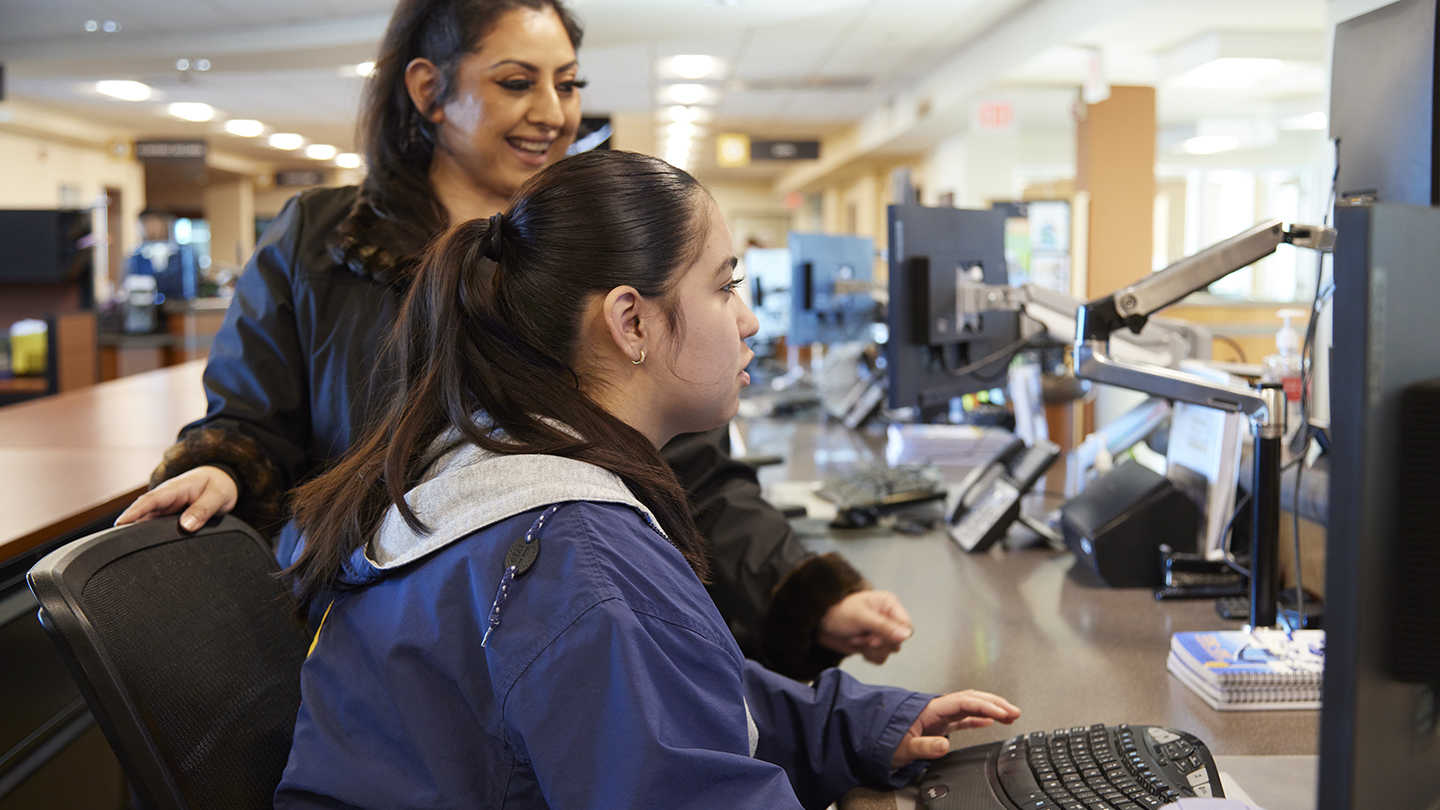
{"left": 1167, "top": 629, "right": 1324, "bottom": 711}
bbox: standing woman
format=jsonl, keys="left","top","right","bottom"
{"left": 115, "top": 0, "right": 912, "bottom": 680}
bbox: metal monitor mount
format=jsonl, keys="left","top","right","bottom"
{"left": 1073, "top": 219, "right": 1336, "bottom": 628}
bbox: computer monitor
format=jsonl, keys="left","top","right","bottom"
{"left": 786, "top": 232, "right": 877, "bottom": 346}
{"left": 885, "top": 204, "right": 1023, "bottom": 416}
{"left": 742, "top": 246, "right": 794, "bottom": 344}
{"left": 1330, "top": 0, "right": 1439, "bottom": 205}
{"left": 0, "top": 209, "right": 93, "bottom": 285}
{"left": 1320, "top": 202, "right": 1440, "bottom": 809}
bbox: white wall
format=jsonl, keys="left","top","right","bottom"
{"left": 919, "top": 132, "right": 1074, "bottom": 209}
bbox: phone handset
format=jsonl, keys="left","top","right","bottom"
{"left": 948, "top": 438, "right": 1062, "bottom": 553}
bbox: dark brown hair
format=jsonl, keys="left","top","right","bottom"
{"left": 287, "top": 150, "right": 713, "bottom": 614}
{"left": 330, "top": 0, "right": 584, "bottom": 273}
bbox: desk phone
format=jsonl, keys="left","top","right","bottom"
{"left": 948, "top": 437, "right": 1061, "bottom": 552}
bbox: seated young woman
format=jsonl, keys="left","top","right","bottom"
{"left": 274, "top": 150, "right": 1020, "bottom": 809}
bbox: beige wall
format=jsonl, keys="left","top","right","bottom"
{"left": 203, "top": 178, "right": 256, "bottom": 276}
{"left": 0, "top": 129, "right": 148, "bottom": 281}
{"left": 707, "top": 180, "right": 793, "bottom": 252}
{"left": 608, "top": 112, "right": 657, "bottom": 157}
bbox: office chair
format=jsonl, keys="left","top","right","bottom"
{"left": 26, "top": 515, "right": 309, "bottom": 810}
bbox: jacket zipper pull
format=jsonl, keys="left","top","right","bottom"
{"left": 481, "top": 505, "right": 558, "bottom": 647}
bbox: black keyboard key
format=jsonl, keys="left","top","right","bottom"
{"left": 998, "top": 757, "right": 1047, "bottom": 804}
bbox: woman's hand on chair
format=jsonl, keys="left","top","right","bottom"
{"left": 114, "top": 466, "right": 238, "bottom": 532}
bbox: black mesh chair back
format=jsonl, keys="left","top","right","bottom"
{"left": 26, "top": 515, "right": 309, "bottom": 810}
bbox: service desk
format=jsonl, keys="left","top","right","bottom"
{"left": 0, "top": 360, "right": 206, "bottom": 808}
{"left": 0, "top": 360, "right": 207, "bottom": 564}
{"left": 737, "top": 416, "right": 1319, "bottom": 809}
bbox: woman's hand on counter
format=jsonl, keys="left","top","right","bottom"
{"left": 114, "top": 465, "right": 238, "bottom": 532}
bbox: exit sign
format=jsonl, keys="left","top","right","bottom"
{"left": 973, "top": 100, "right": 1017, "bottom": 134}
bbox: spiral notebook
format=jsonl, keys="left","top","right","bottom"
{"left": 1168, "top": 629, "right": 1324, "bottom": 711}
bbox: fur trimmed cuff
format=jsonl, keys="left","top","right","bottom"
{"left": 759, "top": 552, "right": 869, "bottom": 682}
{"left": 150, "top": 427, "right": 286, "bottom": 537}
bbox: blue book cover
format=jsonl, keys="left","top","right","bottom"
{"left": 1169, "top": 629, "right": 1324, "bottom": 687}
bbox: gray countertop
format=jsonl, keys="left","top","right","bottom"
{"left": 739, "top": 415, "right": 1318, "bottom": 756}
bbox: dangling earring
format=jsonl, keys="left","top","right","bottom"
{"left": 632, "top": 350, "right": 645, "bottom": 366}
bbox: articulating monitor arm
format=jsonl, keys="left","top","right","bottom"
{"left": 1071, "top": 219, "right": 1335, "bottom": 630}
{"left": 1078, "top": 220, "right": 1336, "bottom": 342}
{"left": 955, "top": 282, "right": 1210, "bottom": 371}
{"left": 1074, "top": 220, "right": 1336, "bottom": 420}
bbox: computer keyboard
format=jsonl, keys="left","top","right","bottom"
{"left": 816, "top": 464, "right": 946, "bottom": 509}
{"left": 885, "top": 423, "right": 1020, "bottom": 467}
{"left": 918, "top": 723, "right": 1222, "bottom": 810}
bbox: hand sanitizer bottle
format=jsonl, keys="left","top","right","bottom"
{"left": 1261, "top": 309, "right": 1305, "bottom": 441}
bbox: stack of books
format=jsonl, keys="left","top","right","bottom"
{"left": 1167, "top": 628, "right": 1325, "bottom": 711}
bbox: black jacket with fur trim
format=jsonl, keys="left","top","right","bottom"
{"left": 153, "top": 184, "right": 864, "bottom": 680}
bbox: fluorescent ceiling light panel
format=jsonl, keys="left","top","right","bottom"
{"left": 665, "top": 84, "right": 714, "bottom": 105}
{"left": 1281, "top": 111, "right": 1327, "bottom": 130}
{"left": 305, "top": 144, "right": 338, "bottom": 160}
{"left": 1184, "top": 135, "right": 1239, "bottom": 154}
{"left": 96, "top": 80, "right": 153, "bottom": 101}
{"left": 666, "top": 106, "right": 705, "bottom": 124}
{"left": 668, "top": 55, "right": 720, "bottom": 79}
{"left": 224, "top": 119, "right": 265, "bottom": 137}
{"left": 667, "top": 122, "right": 698, "bottom": 139}
{"left": 335, "top": 153, "right": 363, "bottom": 169}
{"left": 168, "top": 102, "right": 215, "bottom": 122}
{"left": 269, "top": 132, "right": 305, "bottom": 150}
{"left": 1171, "top": 58, "right": 1284, "bottom": 89}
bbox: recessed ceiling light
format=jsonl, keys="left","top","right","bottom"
{"left": 667, "top": 84, "right": 709, "bottom": 105}
{"left": 1281, "top": 111, "right": 1327, "bottom": 131}
{"left": 356, "top": 61, "right": 375, "bottom": 77}
{"left": 335, "top": 152, "right": 363, "bottom": 169}
{"left": 168, "top": 102, "right": 215, "bottom": 122}
{"left": 176, "top": 58, "right": 190, "bottom": 71}
{"left": 96, "top": 80, "right": 153, "bottom": 101}
{"left": 667, "top": 106, "right": 701, "bottom": 124}
{"left": 1183, "top": 135, "right": 1239, "bottom": 154}
{"left": 102, "top": 20, "right": 120, "bottom": 33}
{"left": 268, "top": 133, "right": 305, "bottom": 150}
{"left": 305, "top": 144, "right": 337, "bottom": 160}
{"left": 667, "top": 122, "right": 698, "bottom": 139}
{"left": 224, "top": 119, "right": 265, "bottom": 137}
{"left": 196, "top": 59, "right": 211, "bottom": 71}
{"left": 84, "top": 20, "right": 98, "bottom": 32}
{"left": 1171, "top": 58, "right": 1284, "bottom": 90}
{"left": 670, "top": 55, "right": 718, "bottom": 80}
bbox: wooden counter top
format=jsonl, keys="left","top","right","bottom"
{"left": 0, "top": 361, "right": 207, "bottom": 563}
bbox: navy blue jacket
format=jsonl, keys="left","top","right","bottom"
{"left": 275, "top": 447, "right": 932, "bottom": 809}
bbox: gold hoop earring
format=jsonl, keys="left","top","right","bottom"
{"left": 632, "top": 350, "right": 645, "bottom": 366}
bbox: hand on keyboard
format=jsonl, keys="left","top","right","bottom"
{"left": 892, "top": 690, "right": 1023, "bottom": 770}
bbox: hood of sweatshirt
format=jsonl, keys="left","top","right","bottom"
{"left": 335, "top": 439, "right": 666, "bottom": 588}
